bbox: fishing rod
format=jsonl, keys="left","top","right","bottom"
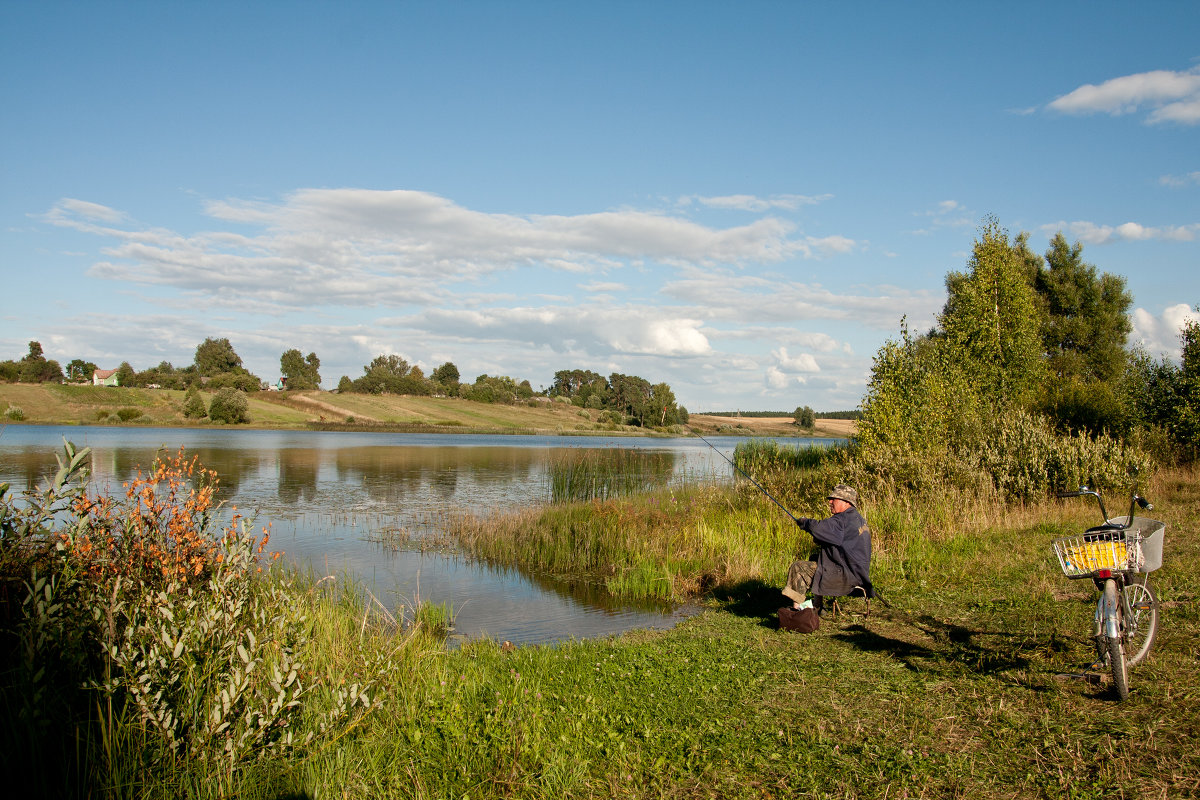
{"left": 689, "top": 428, "right": 799, "bottom": 523}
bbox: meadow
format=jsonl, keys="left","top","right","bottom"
{"left": 3, "top": 437, "right": 1196, "bottom": 799}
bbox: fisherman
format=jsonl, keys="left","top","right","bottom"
{"left": 782, "top": 484, "right": 872, "bottom": 614}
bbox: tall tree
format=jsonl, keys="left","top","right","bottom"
{"left": 194, "top": 338, "right": 244, "bottom": 376}
{"left": 1172, "top": 314, "right": 1200, "bottom": 460}
{"left": 18, "top": 340, "right": 63, "bottom": 383}
{"left": 280, "top": 349, "right": 321, "bottom": 390}
{"left": 1036, "top": 232, "right": 1132, "bottom": 383}
{"left": 354, "top": 354, "right": 413, "bottom": 394}
{"left": 431, "top": 362, "right": 461, "bottom": 392}
{"left": 938, "top": 218, "right": 1043, "bottom": 406}
{"left": 649, "top": 382, "right": 679, "bottom": 426}
{"left": 1024, "top": 233, "right": 1135, "bottom": 434}
{"left": 794, "top": 405, "right": 815, "bottom": 430}
{"left": 114, "top": 361, "right": 137, "bottom": 387}
{"left": 66, "top": 358, "right": 99, "bottom": 383}
{"left": 608, "top": 373, "right": 653, "bottom": 426}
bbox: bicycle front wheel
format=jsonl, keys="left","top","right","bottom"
{"left": 1123, "top": 577, "right": 1159, "bottom": 666}
{"left": 1108, "top": 633, "right": 1129, "bottom": 699}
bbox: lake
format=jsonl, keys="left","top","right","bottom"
{"left": 0, "top": 424, "right": 839, "bottom": 645}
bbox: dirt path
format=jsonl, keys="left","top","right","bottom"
{"left": 278, "top": 394, "right": 383, "bottom": 423}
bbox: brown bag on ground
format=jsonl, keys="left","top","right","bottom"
{"left": 778, "top": 605, "right": 820, "bottom": 633}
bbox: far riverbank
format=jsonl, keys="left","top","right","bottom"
{"left": 0, "top": 383, "right": 855, "bottom": 438}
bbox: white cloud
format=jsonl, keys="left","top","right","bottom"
{"left": 771, "top": 346, "right": 820, "bottom": 373}
{"left": 711, "top": 326, "right": 842, "bottom": 352}
{"left": 1039, "top": 219, "right": 1200, "bottom": 245}
{"left": 1131, "top": 303, "right": 1198, "bottom": 360}
{"left": 1160, "top": 171, "right": 1200, "bottom": 187}
{"left": 45, "top": 199, "right": 128, "bottom": 224}
{"left": 662, "top": 266, "right": 939, "bottom": 332}
{"left": 404, "top": 306, "right": 712, "bottom": 358}
{"left": 685, "top": 193, "right": 833, "bottom": 212}
{"left": 765, "top": 365, "right": 790, "bottom": 389}
{"left": 911, "top": 200, "right": 973, "bottom": 235}
{"left": 582, "top": 281, "right": 628, "bottom": 293}
{"left": 44, "top": 189, "right": 845, "bottom": 313}
{"left": 1047, "top": 67, "right": 1200, "bottom": 125}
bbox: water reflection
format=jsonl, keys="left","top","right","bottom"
{"left": 0, "top": 425, "right": 838, "bottom": 645}
{"left": 278, "top": 449, "right": 319, "bottom": 504}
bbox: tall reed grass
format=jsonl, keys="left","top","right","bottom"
{"left": 544, "top": 448, "right": 676, "bottom": 502}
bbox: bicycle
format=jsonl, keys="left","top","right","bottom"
{"left": 1051, "top": 479, "right": 1165, "bottom": 699}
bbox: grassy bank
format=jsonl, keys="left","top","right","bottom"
{"left": 8, "top": 443, "right": 1196, "bottom": 798}
{"left": 286, "top": 467, "right": 1200, "bottom": 799}
{"left": 0, "top": 383, "right": 848, "bottom": 437}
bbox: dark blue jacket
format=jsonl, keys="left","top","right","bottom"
{"left": 795, "top": 508, "right": 872, "bottom": 597}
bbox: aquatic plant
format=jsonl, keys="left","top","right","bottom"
{"left": 545, "top": 448, "right": 675, "bottom": 502}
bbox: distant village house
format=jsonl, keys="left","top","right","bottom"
{"left": 92, "top": 368, "right": 119, "bottom": 387}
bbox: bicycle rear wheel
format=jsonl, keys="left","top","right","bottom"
{"left": 1123, "top": 577, "right": 1159, "bottom": 666}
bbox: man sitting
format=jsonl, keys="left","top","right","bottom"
{"left": 782, "top": 484, "right": 873, "bottom": 615}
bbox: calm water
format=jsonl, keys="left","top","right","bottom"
{"left": 0, "top": 424, "right": 838, "bottom": 645}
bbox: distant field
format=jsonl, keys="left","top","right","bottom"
{"left": 687, "top": 413, "right": 855, "bottom": 438}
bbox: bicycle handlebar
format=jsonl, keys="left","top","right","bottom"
{"left": 1055, "top": 484, "right": 1153, "bottom": 529}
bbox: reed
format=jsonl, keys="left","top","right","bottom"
{"left": 545, "top": 447, "right": 676, "bottom": 502}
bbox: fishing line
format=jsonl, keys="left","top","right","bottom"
{"left": 689, "top": 428, "right": 798, "bottom": 523}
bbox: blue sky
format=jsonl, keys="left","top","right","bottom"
{"left": 2, "top": 1, "right": 1197, "bottom": 412}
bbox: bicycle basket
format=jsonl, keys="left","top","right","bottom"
{"left": 1052, "top": 532, "right": 1143, "bottom": 577}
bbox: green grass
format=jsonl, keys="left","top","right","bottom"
{"left": 320, "top": 467, "right": 1197, "bottom": 799}
{"left": 7, "top": 452, "right": 1199, "bottom": 798}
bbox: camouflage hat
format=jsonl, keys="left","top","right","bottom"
{"left": 827, "top": 484, "right": 858, "bottom": 507}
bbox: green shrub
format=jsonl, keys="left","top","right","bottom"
{"left": 2, "top": 405, "right": 24, "bottom": 421}
{"left": 115, "top": 407, "right": 142, "bottom": 422}
{"left": 208, "top": 388, "right": 249, "bottom": 424}
{"left": 598, "top": 410, "right": 623, "bottom": 425}
{"left": 182, "top": 390, "right": 207, "bottom": 419}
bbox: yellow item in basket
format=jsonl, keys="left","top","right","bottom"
{"left": 1067, "top": 541, "right": 1123, "bottom": 572}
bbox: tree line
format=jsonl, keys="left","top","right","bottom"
{"left": 1, "top": 338, "right": 690, "bottom": 430}
{"left": 0, "top": 337, "right": 274, "bottom": 392}
{"left": 336, "top": 362, "right": 688, "bottom": 429}
{"left": 857, "top": 217, "right": 1200, "bottom": 485}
